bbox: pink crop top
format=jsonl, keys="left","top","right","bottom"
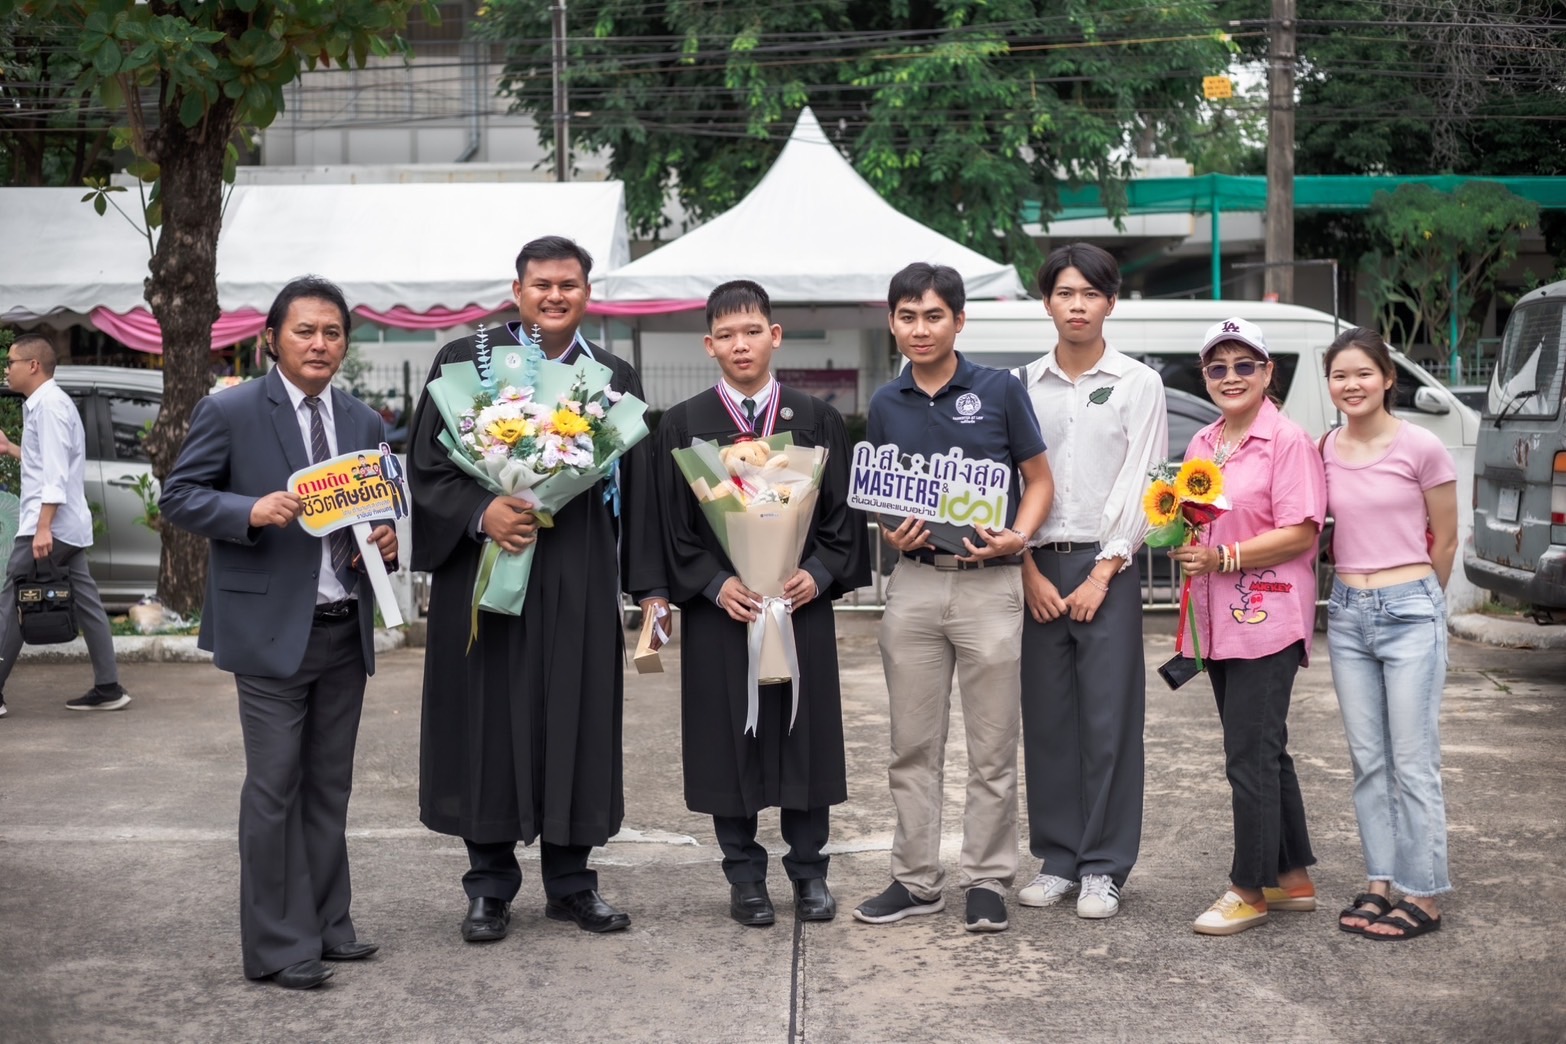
{"left": 1324, "top": 422, "right": 1455, "bottom": 573}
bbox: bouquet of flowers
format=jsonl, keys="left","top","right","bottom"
{"left": 671, "top": 433, "right": 828, "bottom": 736}
{"left": 424, "top": 327, "right": 650, "bottom": 638}
{"left": 1142, "top": 458, "right": 1229, "bottom": 668}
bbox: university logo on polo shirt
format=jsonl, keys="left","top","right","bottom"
{"left": 953, "top": 392, "right": 983, "bottom": 424}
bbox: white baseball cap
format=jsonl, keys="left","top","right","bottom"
{"left": 1199, "top": 317, "right": 1270, "bottom": 360}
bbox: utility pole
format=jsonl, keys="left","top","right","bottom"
{"left": 551, "top": 0, "right": 570, "bottom": 182}
{"left": 1264, "top": 0, "right": 1295, "bottom": 302}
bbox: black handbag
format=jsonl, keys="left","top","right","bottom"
{"left": 15, "top": 558, "right": 79, "bottom": 645}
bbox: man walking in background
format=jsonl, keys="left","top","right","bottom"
{"left": 0, "top": 332, "right": 127, "bottom": 717}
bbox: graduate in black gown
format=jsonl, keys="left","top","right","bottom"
{"left": 656, "top": 280, "right": 870, "bottom": 926}
{"left": 409, "top": 236, "right": 668, "bottom": 941}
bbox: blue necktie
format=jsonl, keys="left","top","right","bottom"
{"left": 304, "top": 396, "right": 357, "bottom": 593}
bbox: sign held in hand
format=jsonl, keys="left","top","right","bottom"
{"left": 288, "top": 442, "right": 409, "bottom": 629}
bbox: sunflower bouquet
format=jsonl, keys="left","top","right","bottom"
{"left": 1142, "top": 458, "right": 1229, "bottom": 548}
{"left": 1143, "top": 457, "right": 1230, "bottom": 673}
{"left": 424, "top": 326, "right": 650, "bottom": 634}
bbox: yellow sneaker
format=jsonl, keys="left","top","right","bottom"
{"left": 1193, "top": 891, "right": 1269, "bottom": 936}
{"left": 1262, "top": 884, "right": 1317, "bottom": 912}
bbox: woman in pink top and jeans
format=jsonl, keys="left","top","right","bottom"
{"left": 1322, "top": 328, "right": 1458, "bottom": 941}
{"left": 1169, "top": 318, "right": 1326, "bottom": 936}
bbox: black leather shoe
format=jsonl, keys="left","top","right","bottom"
{"left": 730, "top": 881, "right": 776, "bottom": 927}
{"left": 461, "top": 897, "right": 512, "bottom": 943}
{"left": 322, "top": 940, "right": 379, "bottom": 961}
{"left": 545, "top": 889, "right": 631, "bottom": 933}
{"left": 794, "top": 878, "right": 837, "bottom": 922}
{"left": 268, "top": 959, "right": 333, "bottom": 990}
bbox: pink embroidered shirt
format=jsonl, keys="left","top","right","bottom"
{"left": 1181, "top": 399, "right": 1326, "bottom": 664}
{"left": 1324, "top": 421, "right": 1455, "bottom": 573}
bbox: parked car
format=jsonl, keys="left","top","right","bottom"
{"left": 1, "top": 365, "right": 164, "bottom": 609}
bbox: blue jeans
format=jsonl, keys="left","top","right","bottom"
{"left": 1327, "top": 575, "right": 1452, "bottom": 897}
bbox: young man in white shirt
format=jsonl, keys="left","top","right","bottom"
{"left": 0, "top": 332, "right": 128, "bottom": 716}
{"left": 1015, "top": 244, "right": 1167, "bottom": 919}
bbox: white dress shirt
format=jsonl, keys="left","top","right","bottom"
{"left": 718, "top": 376, "right": 775, "bottom": 428}
{"left": 278, "top": 374, "right": 354, "bottom": 604}
{"left": 1018, "top": 344, "right": 1169, "bottom": 566}
{"left": 18, "top": 378, "right": 94, "bottom": 547}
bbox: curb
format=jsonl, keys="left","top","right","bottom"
{"left": 14, "top": 627, "right": 413, "bottom": 665}
{"left": 1449, "top": 612, "right": 1566, "bottom": 650}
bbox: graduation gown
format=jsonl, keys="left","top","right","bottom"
{"left": 656, "top": 385, "right": 870, "bottom": 818}
{"left": 409, "top": 328, "right": 665, "bottom": 847}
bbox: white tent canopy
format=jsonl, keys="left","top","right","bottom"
{"left": 1, "top": 181, "right": 630, "bottom": 319}
{"left": 598, "top": 107, "right": 1027, "bottom": 304}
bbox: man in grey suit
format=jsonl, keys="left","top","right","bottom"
{"left": 161, "top": 276, "right": 398, "bottom": 990}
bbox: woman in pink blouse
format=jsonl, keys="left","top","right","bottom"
{"left": 1322, "top": 328, "right": 1457, "bottom": 941}
{"left": 1169, "top": 318, "right": 1327, "bottom": 937}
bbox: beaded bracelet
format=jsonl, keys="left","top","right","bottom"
{"left": 1217, "top": 545, "right": 1231, "bottom": 573}
{"left": 1085, "top": 575, "right": 1109, "bottom": 593}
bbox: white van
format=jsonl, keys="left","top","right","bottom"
{"left": 958, "top": 298, "right": 1484, "bottom": 609}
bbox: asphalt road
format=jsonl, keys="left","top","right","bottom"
{"left": 1, "top": 616, "right": 1563, "bottom": 1044}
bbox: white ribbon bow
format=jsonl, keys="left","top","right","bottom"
{"left": 744, "top": 595, "right": 801, "bottom": 737}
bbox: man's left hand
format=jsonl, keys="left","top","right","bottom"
{"left": 959, "top": 524, "right": 1025, "bottom": 562}
{"left": 31, "top": 526, "right": 52, "bottom": 560}
{"left": 781, "top": 569, "right": 819, "bottom": 610}
{"left": 367, "top": 524, "right": 397, "bottom": 562}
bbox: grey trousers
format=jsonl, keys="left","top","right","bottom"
{"left": 235, "top": 614, "right": 367, "bottom": 979}
{"left": 1020, "top": 547, "right": 1145, "bottom": 888}
{"left": 0, "top": 537, "right": 118, "bottom": 692}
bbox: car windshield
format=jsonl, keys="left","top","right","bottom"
{"left": 1488, "top": 297, "right": 1566, "bottom": 419}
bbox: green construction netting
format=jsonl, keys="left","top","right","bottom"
{"left": 1023, "top": 174, "right": 1566, "bottom": 223}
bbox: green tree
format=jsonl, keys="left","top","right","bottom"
{"left": 483, "top": 0, "right": 1233, "bottom": 277}
{"left": 0, "top": 0, "right": 431, "bottom": 614}
{"left": 1361, "top": 181, "right": 1538, "bottom": 354}
{"left": 0, "top": 23, "right": 115, "bottom": 185}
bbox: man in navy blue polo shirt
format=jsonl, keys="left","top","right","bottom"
{"left": 852, "top": 263, "right": 1054, "bottom": 933}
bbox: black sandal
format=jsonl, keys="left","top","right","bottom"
{"left": 1338, "top": 892, "right": 1394, "bottom": 934}
{"left": 1365, "top": 899, "right": 1441, "bottom": 941}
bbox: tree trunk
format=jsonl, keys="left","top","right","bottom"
{"left": 141, "top": 103, "right": 235, "bottom": 618}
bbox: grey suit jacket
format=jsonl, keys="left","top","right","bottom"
{"left": 160, "top": 368, "right": 389, "bottom": 679}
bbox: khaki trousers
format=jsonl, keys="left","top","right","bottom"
{"left": 878, "top": 558, "right": 1025, "bottom": 897}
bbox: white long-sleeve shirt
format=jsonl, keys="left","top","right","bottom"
{"left": 18, "top": 378, "right": 94, "bottom": 547}
{"left": 1017, "top": 345, "right": 1169, "bottom": 566}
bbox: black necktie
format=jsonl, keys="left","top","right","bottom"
{"left": 742, "top": 397, "right": 756, "bottom": 430}
{"left": 304, "top": 396, "right": 357, "bottom": 593}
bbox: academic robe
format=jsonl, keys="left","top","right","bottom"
{"left": 656, "top": 385, "right": 870, "bottom": 818}
{"left": 409, "top": 329, "right": 665, "bottom": 847}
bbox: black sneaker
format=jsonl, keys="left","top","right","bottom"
{"left": 851, "top": 881, "right": 945, "bottom": 924}
{"left": 965, "top": 888, "right": 1009, "bottom": 933}
{"left": 66, "top": 687, "right": 132, "bottom": 712}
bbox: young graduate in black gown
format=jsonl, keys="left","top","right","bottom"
{"left": 656, "top": 280, "right": 870, "bottom": 926}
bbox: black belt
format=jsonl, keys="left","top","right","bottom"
{"left": 902, "top": 551, "right": 1024, "bottom": 571}
{"left": 1035, "top": 541, "right": 1101, "bottom": 554}
{"left": 312, "top": 599, "right": 359, "bottom": 623}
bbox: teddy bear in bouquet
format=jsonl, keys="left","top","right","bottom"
{"left": 714, "top": 440, "right": 795, "bottom": 505}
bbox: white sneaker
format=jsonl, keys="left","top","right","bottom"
{"left": 1018, "top": 872, "right": 1077, "bottom": 908}
{"left": 1077, "top": 875, "right": 1121, "bottom": 919}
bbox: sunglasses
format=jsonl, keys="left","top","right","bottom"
{"left": 1203, "top": 359, "right": 1264, "bottom": 381}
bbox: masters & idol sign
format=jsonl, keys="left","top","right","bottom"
{"left": 846, "top": 442, "right": 1010, "bottom": 530}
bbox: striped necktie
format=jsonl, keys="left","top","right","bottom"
{"left": 304, "top": 396, "right": 357, "bottom": 593}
